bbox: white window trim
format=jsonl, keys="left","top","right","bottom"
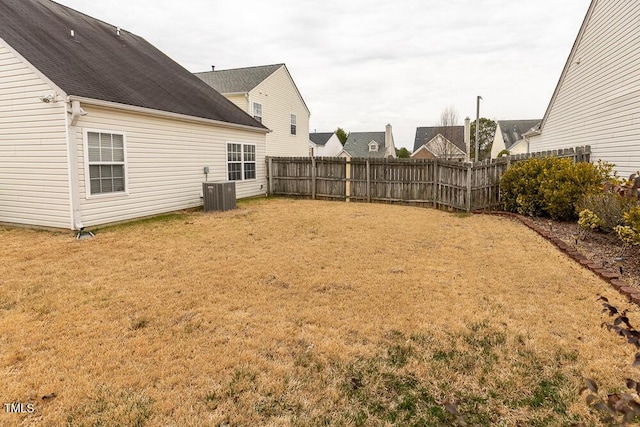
{"left": 226, "top": 142, "right": 257, "bottom": 182}
{"left": 290, "top": 113, "right": 297, "bottom": 136}
{"left": 82, "top": 128, "right": 129, "bottom": 199}
{"left": 252, "top": 102, "right": 263, "bottom": 123}
{"left": 369, "top": 141, "right": 379, "bottom": 152}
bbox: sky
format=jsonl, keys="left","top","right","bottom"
{"left": 56, "top": 0, "right": 591, "bottom": 150}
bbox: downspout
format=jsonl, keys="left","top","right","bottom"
{"left": 66, "top": 100, "right": 86, "bottom": 230}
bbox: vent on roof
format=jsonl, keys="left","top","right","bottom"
{"left": 70, "top": 29, "right": 75, "bottom": 38}
{"left": 116, "top": 27, "right": 121, "bottom": 36}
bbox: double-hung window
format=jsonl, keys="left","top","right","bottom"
{"left": 227, "top": 143, "right": 256, "bottom": 181}
{"left": 86, "top": 131, "right": 126, "bottom": 195}
{"left": 290, "top": 114, "right": 297, "bottom": 135}
{"left": 252, "top": 102, "right": 262, "bottom": 123}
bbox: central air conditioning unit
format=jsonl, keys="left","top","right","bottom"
{"left": 202, "top": 182, "right": 236, "bottom": 212}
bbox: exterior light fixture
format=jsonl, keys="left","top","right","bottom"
{"left": 39, "top": 94, "right": 57, "bottom": 103}
{"left": 615, "top": 257, "right": 624, "bottom": 275}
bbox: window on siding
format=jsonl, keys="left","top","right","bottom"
{"left": 87, "top": 131, "right": 126, "bottom": 195}
{"left": 227, "top": 143, "right": 256, "bottom": 181}
{"left": 290, "top": 114, "right": 297, "bottom": 135}
{"left": 253, "top": 102, "right": 262, "bottom": 123}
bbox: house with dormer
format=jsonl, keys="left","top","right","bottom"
{"left": 195, "top": 64, "right": 310, "bottom": 157}
{"left": 337, "top": 125, "right": 396, "bottom": 159}
{"left": 0, "top": 0, "right": 267, "bottom": 230}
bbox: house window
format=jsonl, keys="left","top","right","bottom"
{"left": 86, "top": 131, "right": 126, "bottom": 195}
{"left": 227, "top": 143, "right": 256, "bottom": 181}
{"left": 290, "top": 114, "right": 297, "bottom": 135}
{"left": 253, "top": 103, "right": 262, "bottom": 123}
{"left": 369, "top": 141, "right": 379, "bottom": 152}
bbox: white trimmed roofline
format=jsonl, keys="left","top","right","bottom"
{"left": 538, "top": 0, "right": 597, "bottom": 133}
{"left": 410, "top": 144, "right": 435, "bottom": 157}
{"left": 69, "top": 96, "right": 271, "bottom": 134}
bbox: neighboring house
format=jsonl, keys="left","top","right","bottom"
{"left": 195, "top": 64, "right": 310, "bottom": 158}
{"left": 528, "top": 0, "right": 640, "bottom": 176}
{"left": 309, "top": 132, "right": 343, "bottom": 157}
{"left": 0, "top": 0, "right": 268, "bottom": 230}
{"left": 411, "top": 125, "right": 468, "bottom": 160}
{"left": 337, "top": 125, "right": 396, "bottom": 159}
{"left": 490, "top": 120, "right": 541, "bottom": 158}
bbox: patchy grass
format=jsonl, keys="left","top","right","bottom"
{"left": 0, "top": 198, "right": 636, "bottom": 426}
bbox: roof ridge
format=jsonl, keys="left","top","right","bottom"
{"left": 194, "top": 63, "right": 285, "bottom": 74}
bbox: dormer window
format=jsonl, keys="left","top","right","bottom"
{"left": 368, "top": 141, "right": 379, "bottom": 152}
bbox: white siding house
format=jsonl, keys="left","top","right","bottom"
{"left": 0, "top": 0, "right": 268, "bottom": 230}
{"left": 195, "top": 64, "right": 311, "bottom": 157}
{"left": 528, "top": 0, "right": 640, "bottom": 176}
{"left": 309, "top": 132, "right": 343, "bottom": 157}
{"left": 490, "top": 120, "right": 540, "bottom": 158}
{"left": 0, "top": 43, "right": 71, "bottom": 229}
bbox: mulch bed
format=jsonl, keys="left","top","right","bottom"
{"left": 530, "top": 217, "right": 640, "bottom": 288}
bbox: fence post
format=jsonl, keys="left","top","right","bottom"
{"left": 268, "top": 157, "right": 274, "bottom": 195}
{"left": 311, "top": 156, "right": 316, "bottom": 200}
{"left": 345, "top": 158, "right": 351, "bottom": 202}
{"left": 432, "top": 159, "right": 438, "bottom": 208}
{"left": 366, "top": 159, "right": 371, "bottom": 203}
{"left": 466, "top": 162, "right": 472, "bottom": 212}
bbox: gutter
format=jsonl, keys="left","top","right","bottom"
{"left": 68, "top": 96, "right": 270, "bottom": 134}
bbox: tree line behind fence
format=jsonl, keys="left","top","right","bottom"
{"left": 266, "top": 146, "right": 591, "bottom": 212}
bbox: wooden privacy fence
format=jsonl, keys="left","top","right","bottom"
{"left": 266, "top": 146, "right": 591, "bottom": 212}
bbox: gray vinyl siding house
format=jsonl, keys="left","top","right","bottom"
{"left": 0, "top": 0, "right": 267, "bottom": 230}
{"left": 528, "top": 0, "right": 640, "bottom": 176}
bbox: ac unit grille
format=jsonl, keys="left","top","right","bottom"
{"left": 203, "top": 182, "right": 236, "bottom": 212}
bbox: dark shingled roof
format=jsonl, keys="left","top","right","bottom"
{"left": 497, "top": 120, "right": 541, "bottom": 149}
{"left": 343, "top": 132, "right": 388, "bottom": 158}
{"left": 194, "top": 64, "right": 283, "bottom": 94}
{"left": 414, "top": 126, "right": 466, "bottom": 153}
{"left": 0, "top": 0, "right": 265, "bottom": 129}
{"left": 309, "top": 132, "right": 334, "bottom": 146}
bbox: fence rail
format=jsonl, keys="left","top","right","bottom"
{"left": 266, "top": 146, "right": 591, "bottom": 212}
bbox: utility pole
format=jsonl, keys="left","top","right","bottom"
{"left": 475, "top": 95, "right": 482, "bottom": 162}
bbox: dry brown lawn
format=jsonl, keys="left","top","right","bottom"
{"left": 0, "top": 198, "right": 638, "bottom": 426}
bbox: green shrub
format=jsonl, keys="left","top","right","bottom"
{"left": 575, "top": 192, "right": 636, "bottom": 232}
{"left": 614, "top": 206, "right": 640, "bottom": 246}
{"left": 500, "top": 157, "right": 607, "bottom": 220}
{"left": 577, "top": 209, "right": 604, "bottom": 231}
